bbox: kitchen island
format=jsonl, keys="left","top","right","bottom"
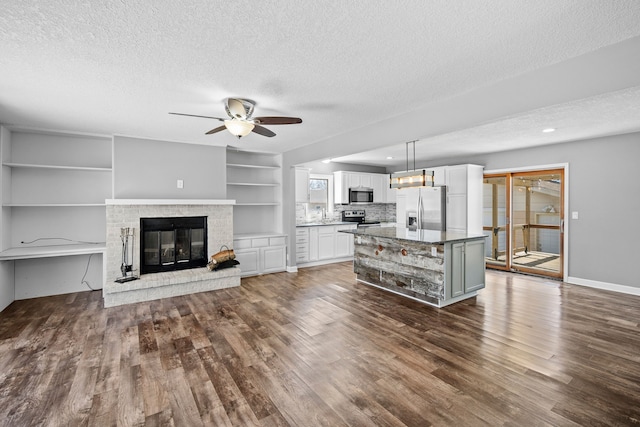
{"left": 340, "top": 227, "right": 486, "bottom": 307}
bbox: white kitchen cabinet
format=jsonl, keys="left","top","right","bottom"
{"left": 335, "top": 224, "right": 357, "bottom": 257}
{"left": 309, "top": 227, "right": 319, "bottom": 261}
{"left": 295, "top": 167, "right": 310, "bottom": 203}
{"left": 334, "top": 171, "right": 390, "bottom": 204}
{"left": 432, "top": 167, "right": 447, "bottom": 187}
{"left": 233, "top": 234, "right": 286, "bottom": 277}
{"left": 395, "top": 193, "right": 407, "bottom": 226}
{"left": 371, "top": 173, "right": 388, "bottom": 203}
{"left": 297, "top": 224, "right": 356, "bottom": 266}
{"left": 445, "top": 164, "right": 483, "bottom": 234}
{"left": 295, "top": 227, "right": 309, "bottom": 263}
{"left": 318, "top": 226, "right": 335, "bottom": 260}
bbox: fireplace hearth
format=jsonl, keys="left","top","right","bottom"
{"left": 140, "top": 216, "right": 207, "bottom": 274}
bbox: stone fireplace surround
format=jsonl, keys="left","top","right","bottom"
{"left": 103, "top": 199, "right": 241, "bottom": 307}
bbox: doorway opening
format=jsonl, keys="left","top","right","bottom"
{"left": 483, "top": 168, "right": 564, "bottom": 279}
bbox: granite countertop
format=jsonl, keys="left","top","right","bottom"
{"left": 340, "top": 226, "right": 487, "bottom": 244}
{"left": 296, "top": 221, "right": 354, "bottom": 227}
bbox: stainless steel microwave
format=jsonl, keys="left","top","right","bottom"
{"left": 349, "top": 187, "right": 374, "bottom": 204}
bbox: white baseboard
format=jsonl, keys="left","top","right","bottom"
{"left": 567, "top": 276, "right": 640, "bottom": 296}
{"left": 286, "top": 266, "right": 298, "bottom": 273}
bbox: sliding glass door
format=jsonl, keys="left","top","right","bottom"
{"left": 483, "top": 169, "right": 564, "bottom": 279}
{"left": 482, "top": 175, "right": 510, "bottom": 270}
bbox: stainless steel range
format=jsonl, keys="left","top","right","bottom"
{"left": 341, "top": 210, "right": 381, "bottom": 228}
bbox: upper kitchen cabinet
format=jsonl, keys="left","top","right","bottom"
{"left": 445, "top": 164, "right": 483, "bottom": 234}
{"left": 295, "top": 167, "right": 310, "bottom": 203}
{"left": 334, "top": 171, "right": 390, "bottom": 204}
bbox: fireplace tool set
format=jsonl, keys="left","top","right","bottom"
{"left": 115, "top": 227, "right": 138, "bottom": 283}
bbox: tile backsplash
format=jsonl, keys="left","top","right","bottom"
{"left": 296, "top": 203, "right": 396, "bottom": 224}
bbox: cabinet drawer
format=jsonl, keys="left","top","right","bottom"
{"left": 251, "top": 238, "right": 269, "bottom": 248}
{"left": 269, "top": 236, "right": 286, "bottom": 246}
{"left": 295, "top": 235, "right": 309, "bottom": 244}
{"left": 318, "top": 226, "right": 335, "bottom": 235}
{"left": 296, "top": 228, "right": 309, "bottom": 236}
{"left": 233, "top": 239, "right": 252, "bottom": 250}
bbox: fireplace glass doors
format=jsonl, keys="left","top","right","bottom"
{"left": 140, "top": 216, "right": 207, "bottom": 274}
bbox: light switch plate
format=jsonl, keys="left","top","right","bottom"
{"left": 177, "top": 179, "right": 184, "bottom": 189}
{"left": 431, "top": 247, "right": 437, "bottom": 257}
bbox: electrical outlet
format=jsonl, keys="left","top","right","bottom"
{"left": 177, "top": 179, "right": 184, "bottom": 189}
{"left": 431, "top": 247, "right": 437, "bottom": 257}
{"left": 571, "top": 211, "right": 579, "bottom": 220}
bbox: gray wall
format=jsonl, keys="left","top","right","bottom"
{"left": 413, "top": 131, "right": 640, "bottom": 289}
{"left": 113, "top": 136, "right": 226, "bottom": 199}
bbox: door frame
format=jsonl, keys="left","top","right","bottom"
{"left": 484, "top": 163, "right": 569, "bottom": 282}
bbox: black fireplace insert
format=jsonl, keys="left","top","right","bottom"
{"left": 140, "top": 216, "right": 207, "bottom": 274}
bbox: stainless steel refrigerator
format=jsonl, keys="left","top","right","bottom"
{"left": 405, "top": 186, "right": 447, "bottom": 231}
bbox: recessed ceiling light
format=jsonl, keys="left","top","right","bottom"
{"left": 542, "top": 128, "right": 556, "bottom": 133}
{"left": 386, "top": 156, "right": 393, "bottom": 160}
{"left": 321, "top": 159, "right": 331, "bottom": 164}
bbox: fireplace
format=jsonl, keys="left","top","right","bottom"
{"left": 140, "top": 216, "right": 207, "bottom": 274}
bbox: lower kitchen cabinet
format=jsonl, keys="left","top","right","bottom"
{"left": 334, "top": 224, "right": 356, "bottom": 257}
{"left": 318, "top": 227, "right": 335, "bottom": 260}
{"left": 233, "top": 234, "right": 286, "bottom": 277}
{"left": 297, "top": 224, "right": 357, "bottom": 267}
{"left": 448, "top": 239, "right": 486, "bottom": 298}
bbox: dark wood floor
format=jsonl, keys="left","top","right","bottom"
{"left": 1, "top": 263, "right": 640, "bottom": 426}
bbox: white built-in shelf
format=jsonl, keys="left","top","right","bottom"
{"left": 4, "top": 203, "right": 106, "bottom": 207}
{"left": 0, "top": 243, "right": 106, "bottom": 261}
{"left": 3, "top": 162, "right": 112, "bottom": 172}
{"left": 227, "top": 163, "right": 279, "bottom": 170}
{"left": 227, "top": 182, "right": 279, "bottom": 187}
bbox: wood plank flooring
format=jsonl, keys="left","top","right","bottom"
{"left": 1, "top": 262, "right": 640, "bottom": 426}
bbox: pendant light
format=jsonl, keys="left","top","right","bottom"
{"left": 389, "top": 140, "right": 434, "bottom": 189}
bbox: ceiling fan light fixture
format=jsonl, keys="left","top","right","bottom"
{"left": 224, "top": 119, "right": 254, "bottom": 138}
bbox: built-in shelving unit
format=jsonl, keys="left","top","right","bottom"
{"left": 0, "top": 126, "right": 112, "bottom": 299}
{"left": 226, "top": 147, "right": 283, "bottom": 235}
{"left": 226, "top": 148, "right": 286, "bottom": 274}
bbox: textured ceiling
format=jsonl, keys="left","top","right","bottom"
{"left": 1, "top": 1, "right": 640, "bottom": 166}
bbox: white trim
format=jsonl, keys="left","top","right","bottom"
{"left": 567, "top": 276, "right": 640, "bottom": 296}
{"left": 286, "top": 266, "right": 298, "bottom": 273}
{"left": 105, "top": 199, "right": 235, "bottom": 205}
{"left": 484, "top": 163, "right": 569, "bottom": 175}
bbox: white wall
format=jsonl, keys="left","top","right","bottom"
{"left": 0, "top": 126, "right": 15, "bottom": 311}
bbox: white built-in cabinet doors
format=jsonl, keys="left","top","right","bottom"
{"left": 233, "top": 235, "right": 286, "bottom": 277}
{"left": 295, "top": 167, "right": 310, "bottom": 203}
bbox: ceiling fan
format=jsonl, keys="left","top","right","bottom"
{"left": 169, "top": 98, "right": 302, "bottom": 138}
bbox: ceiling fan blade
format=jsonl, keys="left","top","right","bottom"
{"left": 251, "top": 125, "right": 276, "bottom": 137}
{"left": 169, "top": 112, "right": 224, "bottom": 121}
{"left": 254, "top": 116, "right": 302, "bottom": 125}
{"left": 205, "top": 125, "right": 227, "bottom": 135}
